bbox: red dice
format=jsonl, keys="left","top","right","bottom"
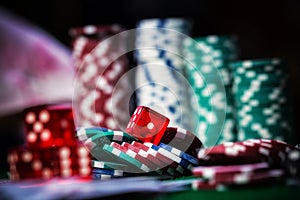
{"left": 23, "top": 103, "right": 76, "bottom": 148}
{"left": 7, "top": 145, "right": 91, "bottom": 181}
{"left": 126, "top": 106, "right": 170, "bottom": 145}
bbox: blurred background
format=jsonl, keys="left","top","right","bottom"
{"left": 0, "top": 0, "right": 299, "bottom": 172}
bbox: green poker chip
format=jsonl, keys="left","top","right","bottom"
{"left": 103, "top": 144, "right": 150, "bottom": 173}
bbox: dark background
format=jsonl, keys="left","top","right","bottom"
{"left": 0, "top": 0, "right": 300, "bottom": 169}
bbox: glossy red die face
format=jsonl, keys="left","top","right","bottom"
{"left": 24, "top": 103, "right": 77, "bottom": 148}
{"left": 126, "top": 106, "right": 170, "bottom": 145}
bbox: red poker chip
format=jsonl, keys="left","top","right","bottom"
{"left": 193, "top": 162, "right": 270, "bottom": 178}
{"left": 197, "top": 139, "right": 298, "bottom": 167}
{"left": 192, "top": 179, "right": 227, "bottom": 191}
{"left": 69, "top": 24, "right": 126, "bottom": 38}
{"left": 210, "top": 169, "right": 284, "bottom": 186}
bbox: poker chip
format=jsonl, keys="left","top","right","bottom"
{"left": 144, "top": 142, "right": 193, "bottom": 170}
{"left": 69, "top": 24, "right": 125, "bottom": 39}
{"left": 78, "top": 127, "right": 139, "bottom": 162}
{"left": 230, "top": 58, "right": 293, "bottom": 142}
{"left": 192, "top": 162, "right": 270, "bottom": 178}
{"left": 192, "top": 179, "right": 227, "bottom": 191}
{"left": 130, "top": 141, "right": 189, "bottom": 176}
{"left": 121, "top": 142, "right": 181, "bottom": 176}
{"left": 210, "top": 169, "right": 284, "bottom": 185}
{"left": 103, "top": 144, "right": 150, "bottom": 173}
{"left": 110, "top": 142, "right": 158, "bottom": 171}
{"left": 197, "top": 139, "right": 298, "bottom": 167}
{"left": 76, "top": 127, "right": 109, "bottom": 143}
{"left": 92, "top": 173, "right": 120, "bottom": 180}
{"left": 159, "top": 143, "right": 199, "bottom": 166}
{"left": 79, "top": 127, "right": 137, "bottom": 145}
{"left": 184, "top": 35, "right": 239, "bottom": 147}
{"left": 160, "top": 127, "right": 203, "bottom": 158}
{"left": 134, "top": 18, "right": 193, "bottom": 131}
{"left": 286, "top": 149, "right": 300, "bottom": 177}
{"left": 92, "top": 168, "right": 124, "bottom": 176}
{"left": 122, "top": 142, "right": 166, "bottom": 170}
{"left": 91, "top": 160, "right": 127, "bottom": 171}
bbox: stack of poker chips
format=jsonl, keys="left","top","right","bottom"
{"left": 70, "top": 24, "right": 131, "bottom": 130}
{"left": 193, "top": 139, "right": 299, "bottom": 189}
{"left": 184, "top": 35, "right": 239, "bottom": 147}
{"left": 76, "top": 126, "right": 202, "bottom": 179}
{"left": 230, "top": 58, "right": 293, "bottom": 142}
{"left": 134, "top": 18, "right": 193, "bottom": 131}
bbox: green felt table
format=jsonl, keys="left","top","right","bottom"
{"left": 165, "top": 185, "right": 300, "bottom": 200}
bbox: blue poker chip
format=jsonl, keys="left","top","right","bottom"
{"left": 92, "top": 173, "right": 120, "bottom": 180}
{"left": 159, "top": 143, "right": 199, "bottom": 166}
{"left": 144, "top": 142, "right": 193, "bottom": 170}
{"left": 92, "top": 168, "right": 124, "bottom": 176}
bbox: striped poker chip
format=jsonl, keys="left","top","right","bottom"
{"left": 91, "top": 160, "right": 127, "bottom": 171}
{"left": 159, "top": 143, "right": 199, "bottom": 166}
{"left": 197, "top": 139, "right": 298, "bottom": 167}
{"left": 286, "top": 149, "right": 300, "bottom": 177}
{"left": 69, "top": 24, "right": 125, "bottom": 38}
{"left": 130, "top": 141, "right": 185, "bottom": 175}
{"left": 160, "top": 127, "right": 203, "bottom": 158}
{"left": 92, "top": 173, "right": 120, "bottom": 180}
{"left": 76, "top": 127, "right": 109, "bottom": 143}
{"left": 121, "top": 142, "right": 183, "bottom": 177}
{"left": 110, "top": 142, "right": 157, "bottom": 171}
{"left": 210, "top": 169, "right": 284, "bottom": 186}
{"left": 122, "top": 142, "right": 165, "bottom": 169}
{"left": 192, "top": 162, "right": 270, "bottom": 179}
{"left": 192, "top": 179, "right": 227, "bottom": 191}
{"left": 92, "top": 168, "right": 124, "bottom": 176}
{"left": 80, "top": 127, "right": 137, "bottom": 145}
{"left": 144, "top": 142, "right": 193, "bottom": 170}
{"left": 102, "top": 144, "right": 150, "bottom": 173}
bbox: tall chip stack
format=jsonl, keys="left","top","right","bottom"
{"left": 70, "top": 25, "right": 131, "bottom": 130}
{"left": 134, "top": 18, "right": 193, "bottom": 131}
{"left": 184, "top": 35, "right": 239, "bottom": 147}
{"left": 230, "top": 58, "right": 293, "bottom": 142}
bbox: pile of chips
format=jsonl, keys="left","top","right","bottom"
{"left": 193, "top": 139, "right": 300, "bottom": 189}
{"left": 230, "top": 58, "right": 293, "bottom": 142}
{"left": 75, "top": 104, "right": 300, "bottom": 189}
{"left": 184, "top": 35, "right": 239, "bottom": 147}
{"left": 134, "top": 18, "right": 193, "bottom": 131}
{"left": 76, "top": 122, "right": 203, "bottom": 180}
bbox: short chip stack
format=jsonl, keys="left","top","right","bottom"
{"left": 76, "top": 125, "right": 202, "bottom": 178}
{"left": 70, "top": 24, "right": 131, "bottom": 130}
{"left": 193, "top": 138, "right": 299, "bottom": 189}
{"left": 184, "top": 35, "right": 239, "bottom": 147}
{"left": 134, "top": 18, "right": 193, "bottom": 131}
{"left": 230, "top": 58, "right": 293, "bottom": 142}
